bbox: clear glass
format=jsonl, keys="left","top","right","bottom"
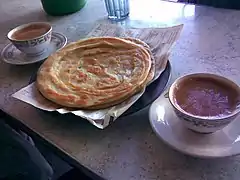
{"left": 104, "top": 0, "right": 129, "bottom": 20}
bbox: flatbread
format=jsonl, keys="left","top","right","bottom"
{"left": 123, "top": 38, "right": 155, "bottom": 85}
{"left": 37, "top": 37, "right": 152, "bottom": 109}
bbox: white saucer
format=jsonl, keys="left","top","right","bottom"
{"left": 1, "top": 32, "right": 67, "bottom": 65}
{"left": 149, "top": 90, "right": 240, "bottom": 158}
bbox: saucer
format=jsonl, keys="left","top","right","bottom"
{"left": 149, "top": 90, "right": 240, "bottom": 158}
{"left": 1, "top": 32, "right": 67, "bottom": 65}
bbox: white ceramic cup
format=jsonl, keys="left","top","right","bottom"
{"left": 7, "top": 22, "right": 52, "bottom": 56}
{"left": 169, "top": 73, "right": 240, "bottom": 134}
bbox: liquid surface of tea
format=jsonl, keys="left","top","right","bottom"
{"left": 12, "top": 24, "right": 49, "bottom": 40}
{"left": 174, "top": 77, "right": 240, "bottom": 117}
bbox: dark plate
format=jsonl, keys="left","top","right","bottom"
{"left": 29, "top": 61, "right": 171, "bottom": 117}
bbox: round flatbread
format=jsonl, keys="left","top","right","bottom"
{"left": 123, "top": 38, "right": 155, "bottom": 85}
{"left": 37, "top": 37, "right": 152, "bottom": 109}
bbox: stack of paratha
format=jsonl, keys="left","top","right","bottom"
{"left": 37, "top": 37, "right": 155, "bottom": 109}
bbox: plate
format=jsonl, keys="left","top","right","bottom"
{"left": 149, "top": 90, "right": 240, "bottom": 158}
{"left": 1, "top": 32, "right": 67, "bottom": 65}
{"left": 29, "top": 60, "right": 171, "bottom": 117}
{"left": 123, "top": 61, "right": 171, "bottom": 116}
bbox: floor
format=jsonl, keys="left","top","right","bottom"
{"left": 36, "top": 142, "right": 72, "bottom": 180}
{"left": 33, "top": 136, "right": 95, "bottom": 180}
{"left": 0, "top": 110, "right": 93, "bottom": 180}
{"left": 10, "top": 134, "right": 95, "bottom": 180}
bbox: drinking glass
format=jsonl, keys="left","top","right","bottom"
{"left": 104, "top": 0, "right": 129, "bottom": 20}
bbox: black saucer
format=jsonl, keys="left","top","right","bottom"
{"left": 29, "top": 61, "right": 171, "bottom": 117}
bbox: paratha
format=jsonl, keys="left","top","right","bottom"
{"left": 123, "top": 38, "right": 155, "bottom": 85}
{"left": 37, "top": 37, "right": 152, "bottom": 109}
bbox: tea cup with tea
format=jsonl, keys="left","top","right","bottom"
{"left": 7, "top": 22, "right": 52, "bottom": 56}
{"left": 168, "top": 73, "right": 240, "bottom": 133}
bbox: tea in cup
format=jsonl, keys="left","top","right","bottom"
{"left": 169, "top": 73, "right": 240, "bottom": 133}
{"left": 7, "top": 22, "right": 52, "bottom": 56}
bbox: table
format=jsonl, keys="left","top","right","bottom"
{"left": 1, "top": 0, "right": 240, "bottom": 179}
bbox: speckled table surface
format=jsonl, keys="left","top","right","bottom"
{"left": 1, "top": 0, "right": 240, "bottom": 179}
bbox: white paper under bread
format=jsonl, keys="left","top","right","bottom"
{"left": 12, "top": 23, "right": 183, "bottom": 129}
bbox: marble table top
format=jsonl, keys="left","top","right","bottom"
{"left": 1, "top": 0, "right": 240, "bottom": 179}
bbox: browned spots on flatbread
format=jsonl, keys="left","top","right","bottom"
{"left": 37, "top": 37, "right": 153, "bottom": 109}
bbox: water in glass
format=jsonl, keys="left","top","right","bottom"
{"left": 104, "top": 0, "right": 129, "bottom": 20}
